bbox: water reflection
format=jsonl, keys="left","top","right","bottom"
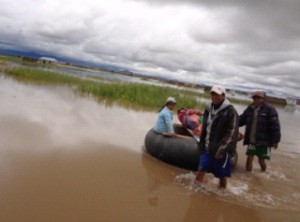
{"left": 284, "top": 105, "right": 296, "bottom": 113}
{"left": 142, "top": 153, "right": 176, "bottom": 208}
{"left": 141, "top": 153, "right": 262, "bottom": 222}
{"left": 183, "top": 194, "right": 261, "bottom": 222}
{"left": 0, "top": 76, "right": 156, "bottom": 153}
{"left": 1, "top": 73, "right": 300, "bottom": 221}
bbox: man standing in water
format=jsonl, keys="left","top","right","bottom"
{"left": 195, "top": 85, "right": 239, "bottom": 189}
{"left": 239, "top": 91, "right": 281, "bottom": 172}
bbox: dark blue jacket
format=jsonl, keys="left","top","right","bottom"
{"left": 239, "top": 102, "right": 281, "bottom": 147}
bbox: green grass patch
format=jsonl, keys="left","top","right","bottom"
{"left": 0, "top": 55, "right": 23, "bottom": 63}
{"left": 5, "top": 67, "right": 82, "bottom": 85}
{"left": 4, "top": 67, "right": 207, "bottom": 111}
{"left": 227, "top": 97, "right": 250, "bottom": 105}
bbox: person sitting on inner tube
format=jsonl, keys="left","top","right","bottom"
{"left": 177, "top": 108, "right": 203, "bottom": 136}
{"left": 153, "top": 97, "right": 177, "bottom": 136}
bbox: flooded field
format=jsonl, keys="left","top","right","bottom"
{"left": 48, "top": 65, "right": 205, "bottom": 94}
{"left": 0, "top": 75, "right": 299, "bottom": 221}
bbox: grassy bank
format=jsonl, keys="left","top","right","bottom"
{"left": 4, "top": 67, "right": 82, "bottom": 85}
{"left": 0, "top": 54, "right": 22, "bottom": 63}
{"left": 4, "top": 67, "right": 206, "bottom": 111}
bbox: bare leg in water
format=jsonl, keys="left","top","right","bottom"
{"left": 246, "top": 155, "right": 255, "bottom": 171}
{"left": 219, "top": 177, "right": 227, "bottom": 189}
{"left": 258, "top": 158, "right": 267, "bottom": 172}
{"left": 247, "top": 156, "right": 267, "bottom": 172}
{"left": 195, "top": 171, "right": 206, "bottom": 183}
{"left": 196, "top": 172, "right": 227, "bottom": 189}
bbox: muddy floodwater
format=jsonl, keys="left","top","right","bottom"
{"left": 0, "top": 75, "right": 299, "bottom": 222}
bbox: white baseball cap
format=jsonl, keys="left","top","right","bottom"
{"left": 211, "top": 85, "right": 226, "bottom": 96}
{"left": 166, "top": 97, "right": 176, "bottom": 104}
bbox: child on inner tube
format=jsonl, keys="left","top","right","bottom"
{"left": 177, "top": 108, "right": 203, "bottom": 136}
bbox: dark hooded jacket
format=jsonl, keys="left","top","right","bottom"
{"left": 239, "top": 102, "right": 281, "bottom": 147}
{"left": 199, "top": 99, "right": 239, "bottom": 157}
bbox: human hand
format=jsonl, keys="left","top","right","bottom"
{"left": 163, "top": 132, "right": 176, "bottom": 138}
{"left": 272, "top": 143, "right": 278, "bottom": 149}
{"left": 197, "top": 111, "right": 203, "bottom": 116}
{"left": 215, "top": 147, "right": 226, "bottom": 160}
{"left": 237, "top": 132, "right": 244, "bottom": 142}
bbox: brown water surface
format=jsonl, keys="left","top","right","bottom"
{"left": 0, "top": 75, "right": 299, "bottom": 221}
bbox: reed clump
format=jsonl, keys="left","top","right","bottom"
{"left": 5, "top": 67, "right": 206, "bottom": 111}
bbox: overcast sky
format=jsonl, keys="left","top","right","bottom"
{"left": 1, "top": 0, "right": 299, "bottom": 97}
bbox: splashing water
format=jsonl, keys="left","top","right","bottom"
{"left": 174, "top": 169, "right": 298, "bottom": 211}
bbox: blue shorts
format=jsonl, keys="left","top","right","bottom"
{"left": 185, "top": 118, "right": 198, "bottom": 130}
{"left": 198, "top": 149, "right": 231, "bottom": 178}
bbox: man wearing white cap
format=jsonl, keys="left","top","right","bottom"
{"left": 239, "top": 91, "right": 281, "bottom": 172}
{"left": 195, "top": 85, "right": 239, "bottom": 189}
{"left": 153, "top": 97, "right": 177, "bottom": 135}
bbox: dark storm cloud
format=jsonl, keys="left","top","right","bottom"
{"left": 0, "top": 0, "right": 299, "bottom": 96}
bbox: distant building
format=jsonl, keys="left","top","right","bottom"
{"left": 38, "top": 57, "right": 57, "bottom": 64}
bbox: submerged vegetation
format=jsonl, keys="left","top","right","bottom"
{"left": 4, "top": 67, "right": 206, "bottom": 111}
{"left": 1, "top": 54, "right": 250, "bottom": 111}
